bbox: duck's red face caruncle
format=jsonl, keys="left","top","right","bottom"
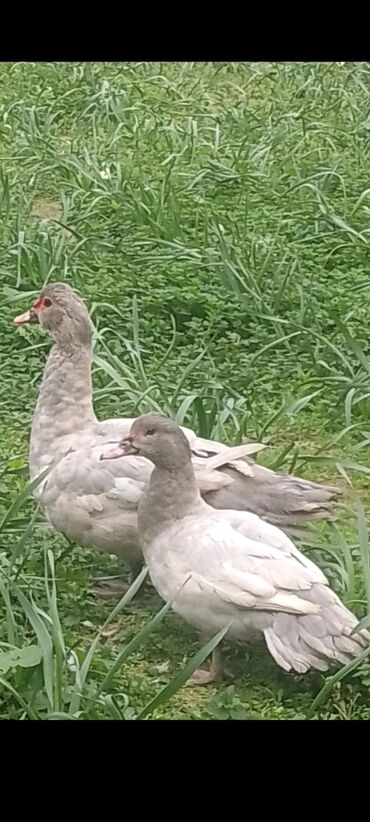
{"left": 13, "top": 295, "right": 53, "bottom": 326}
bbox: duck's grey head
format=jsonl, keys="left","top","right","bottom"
{"left": 13, "top": 282, "right": 92, "bottom": 345}
{"left": 100, "top": 413, "right": 192, "bottom": 470}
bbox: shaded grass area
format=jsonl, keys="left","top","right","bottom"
{"left": 1, "top": 62, "right": 370, "bottom": 718}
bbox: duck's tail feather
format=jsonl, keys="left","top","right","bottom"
{"left": 263, "top": 586, "right": 369, "bottom": 673}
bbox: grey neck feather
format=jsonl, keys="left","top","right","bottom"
{"left": 138, "top": 458, "right": 202, "bottom": 542}
{"left": 30, "top": 332, "right": 96, "bottom": 476}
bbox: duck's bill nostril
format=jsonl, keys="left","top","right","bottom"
{"left": 122, "top": 438, "right": 139, "bottom": 456}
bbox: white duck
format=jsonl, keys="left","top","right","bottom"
{"left": 102, "top": 413, "right": 369, "bottom": 684}
{"left": 14, "top": 283, "right": 339, "bottom": 594}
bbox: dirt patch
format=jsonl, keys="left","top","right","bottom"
{"left": 30, "top": 198, "right": 63, "bottom": 221}
{"left": 30, "top": 198, "right": 75, "bottom": 240}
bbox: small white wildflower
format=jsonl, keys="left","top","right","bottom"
{"left": 155, "top": 661, "right": 171, "bottom": 674}
{"left": 65, "top": 651, "right": 77, "bottom": 673}
{"left": 81, "top": 620, "right": 95, "bottom": 629}
{"left": 99, "top": 165, "right": 111, "bottom": 180}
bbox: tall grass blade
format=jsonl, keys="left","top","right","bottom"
{"left": 11, "top": 584, "right": 54, "bottom": 708}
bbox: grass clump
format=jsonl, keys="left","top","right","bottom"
{"left": 2, "top": 62, "right": 370, "bottom": 719}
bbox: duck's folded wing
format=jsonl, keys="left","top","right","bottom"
{"left": 209, "top": 559, "right": 320, "bottom": 614}
{"left": 185, "top": 427, "right": 341, "bottom": 526}
{"left": 204, "top": 460, "right": 340, "bottom": 527}
{"left": 185, "top": 520, "right": 326, "bottom": 613}
{"left": 219, "top": 509, "right": 328, "bottom": 581}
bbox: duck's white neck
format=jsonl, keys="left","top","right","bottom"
{"left": 30, "top": 339, "right": 96, "bottom": 477}
{"left": 138, "top": 462, "right": 202, "bottom": 544}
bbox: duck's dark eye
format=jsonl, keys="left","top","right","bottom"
{"left": 43, "top": 297, "right": 52, "bottom": 308}
{"left": 146, "top": 428, "right": 155, "bottom": 436}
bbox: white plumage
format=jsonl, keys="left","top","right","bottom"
{"left": 118, "top": 413, "right": 369, "bottom": 681}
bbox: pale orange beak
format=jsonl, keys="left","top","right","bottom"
{"left": 13, "top": 307, "right": 39, "bottom": 325}
{"left": 100, "top": 437, "right": 138, "bottom": 461}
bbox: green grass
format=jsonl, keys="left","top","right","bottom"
{"left": 2, "top": 61, "right": 370, "bottom": 718}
